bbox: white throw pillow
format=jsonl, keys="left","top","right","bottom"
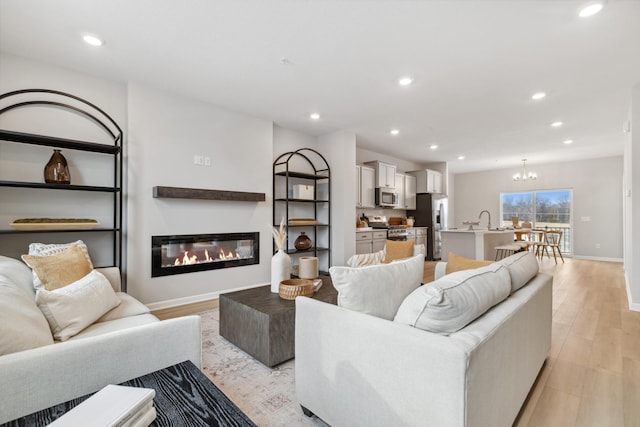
{"left": 330, "top": 254, "right": 424, "bottom": 320}
{"left": 28, "top": 240, "right": 94, "bottom": 290}
{"left": 496, "top": 251, "right": 539, "bottom": 292}
{"left": 0, "top": 277, "right": 54, "bottom": 355}
{"left": 36, "top": 270, "right": 121, "bottom": 341}
{"left": 394, "top": 263, "right": 511, "bottom": 334}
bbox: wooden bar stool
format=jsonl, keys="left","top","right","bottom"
{"left": 495, "top": 243, "right": 523, "bottom": 260}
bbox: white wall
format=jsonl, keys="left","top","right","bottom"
{"left": 454, "top": 156, "right": 623, "bottom": 260}
{"left": 320, "top": 131, "right": 357, "bottom": 266}
{"left": 127, "top": 84, "right": 273, "bottom": 305}
{"left": 625, "top": 83, "right": 640, "bottom": 310}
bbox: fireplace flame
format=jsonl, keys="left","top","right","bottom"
{"left": 172, "top": 248, "right": 243, "bottom": 266}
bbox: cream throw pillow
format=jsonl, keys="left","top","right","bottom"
{"left": 35, "top": 270, "right": 121, "bottom": 341}
{"left": 330, "top": 254, "right": 424, "bottom": 320}
{"left": 394, "top": 263, "right": 511, "bottom": 335}
{"left": 22, "top": 245, "right": 93, "bottom": 291}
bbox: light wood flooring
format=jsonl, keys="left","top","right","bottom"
{"left": 152, "top": 257, "right": 640, "bottom": 427}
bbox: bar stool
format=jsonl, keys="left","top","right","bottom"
{"left": 495, "top": 243, "right": 523, "bottom": 260}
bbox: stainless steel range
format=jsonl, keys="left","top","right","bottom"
{"left": 367, "top": 216, "right": 408, "bottom": 241}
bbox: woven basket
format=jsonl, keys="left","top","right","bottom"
{"left": 278, "top": 279, "right": 314, "bottom": 300}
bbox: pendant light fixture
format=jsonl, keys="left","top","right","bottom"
{"left": 513, "top": 159, "right": 537, "bottom": 181}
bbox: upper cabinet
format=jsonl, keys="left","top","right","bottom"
{"left": 356, "top": 165, "right": 375, "bottom": 208}
{"left": 365, "top": 161, "right": 396, "bottom": 188}
{"left": 404, "top": 174, "right": 417, "bottom": 209}
{"left": 410, "top": 169, "right": 444, "bottom": 194}
{"left": 393, "top": 173, "right": 405, "bottom": 210}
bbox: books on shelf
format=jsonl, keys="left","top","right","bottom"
{"left": 48, "top": 384, "right": 156, "bottom": 427}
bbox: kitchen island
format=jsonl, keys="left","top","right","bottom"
{"left": 441, "top": 229, "right": 515, "bottom": 261}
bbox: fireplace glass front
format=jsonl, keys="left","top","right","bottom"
{"left": 151, "top": 232, "right": 259, "bottom": 277}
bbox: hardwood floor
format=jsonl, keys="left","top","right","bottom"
{"left": 514, "top": 257, "right": 640, "bottom": 427}
{"left": 153, "top": 257, "right": 640, "bottom": 426}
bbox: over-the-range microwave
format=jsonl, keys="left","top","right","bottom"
{"left": 375, "top": 188, "right": 398, "bottom": 207}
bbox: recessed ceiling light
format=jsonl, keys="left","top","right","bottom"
{"left": 563, "top": 139, "right": 574, "bottom": 144}
{"left": 579, "top": 3, "right": 603, "bottom": 17}
{"left": 430, "top": 144, "right": 438, "bottom": 150}
{"left": 82, "top": 35, "right": 103, "bottom": 46}
{"left": 398, "top": 76, "right": 414, "bottom": 86}
{"left": 551, "top": 121, "right": 563, "bottom": 127}
{"left": 309, "top": 113, "right": 320, "bottom": 120}
{"left": 531, "top": 92, "right": 546, "bottom": 100}
{"left": 457, "top": 155, "right": 465, "bottom": 160}
{"left": 390, "top": 129, "right": 400, "bottom": 136}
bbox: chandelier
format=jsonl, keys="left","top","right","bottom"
{"left": 513, "top": 159, "right": 537, "bottom": 181}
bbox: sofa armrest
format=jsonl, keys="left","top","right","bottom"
{"left": 295, "top": 297, "right": 468, "bottom": 427}
{"left": 0, "top": 315, "right": 201, "bottom": 423}
{"left": 434, "top": 261, "right": 447, "bottom": 280}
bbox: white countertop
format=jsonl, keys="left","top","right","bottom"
{"left": 442, "top": 228, "right": 513, "bottom": 234}
{"left": 356, "top": 227, "right": 373, "bottom": 232}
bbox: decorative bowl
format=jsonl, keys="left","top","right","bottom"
{"left": 278, "top": 279, "right": 314, "bottom": 300}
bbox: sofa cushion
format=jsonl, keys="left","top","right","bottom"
{"left": 22, "top": 245, "right": 93, "bottom": 291}
{"left": 70, "top": 313, "right": 159, "bottom": 340}
{"left": 330, "top": 254, "right": 424, "bottom": 320}
{"left": 97, "top": 292, "right": 151, "bottom": 323}
{"left": 383, "top": 239, "right": 415, "bottom": 263}
{"left": 445, "top": 252, "right": 493, "bottom": 274}
{"left": 0, "top": 255, "right": 35, "bottom": 295}
{"left": 27, "top": 240, "right": 94, "bottom": 290}
{"left": 394, "top": 263, "right": 511, "bottom": 334}
{"left": 0, "top": 276, "right": 54, "bottom": 356}
{"left": 496, "top": 251, "right": 540, "bottom": 292}
{"left": 35, "top": 270, "right": 121, "bottom": 341}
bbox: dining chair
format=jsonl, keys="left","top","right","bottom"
{"left": 530, "top": 229, "right": 547, "bottom": 257}
{"left": 537, "top": 230, "right": 564, "bottom": 264}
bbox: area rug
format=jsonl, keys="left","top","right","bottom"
{"left": 199, "top": 309, "right": 329, "bottom": 427}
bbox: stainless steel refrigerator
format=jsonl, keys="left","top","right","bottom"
{"left": 407, "top": 194, "right": 448, "bottom": 260}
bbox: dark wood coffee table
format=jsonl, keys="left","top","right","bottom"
{"left": 220, "top": 276, "right": 337, "bottom": 367}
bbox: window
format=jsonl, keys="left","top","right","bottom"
{"left": 501, "top": 189, "right": 572, "bottom": 254}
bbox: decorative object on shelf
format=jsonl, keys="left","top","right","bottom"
{"left": 10, "top": 218, "right": 99, "bottom": 230}
{"left": 293, "top": 184, "right": 314, "bottom": 200}
{"left": 271, "top": 217, "right": 291, "bottom": 293}
{"left": 294, "top": 232, "right": 312, "bottom": 250}
{"left": 512, "top": 159, "right": 537, "bottom": 181}
{"left": 278, "top": 278, "right": 314, "bottom": 300}
{"left": 407, "top": 216, "right": 415, "bottom": 227}
{"left": 298, "top": 256, "right": 318, "bottom": 279}
{"left": 288, "top": 218, "right": 318, "bottom": 226}
{"left": 44, "top": 149, "right": 71, "bottom": 184}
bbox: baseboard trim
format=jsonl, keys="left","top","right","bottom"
{"left": 625, "top": 271, "right": 640, "bottom": 312}
{"left": 571, "top": 255, "right": 624, "bottom": 263}
{"left": 146, "top": 281, "right": 268, "bottom": 311}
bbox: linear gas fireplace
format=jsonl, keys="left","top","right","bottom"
{"left": 152, "top": 232, "right": 259, "bottom": 277}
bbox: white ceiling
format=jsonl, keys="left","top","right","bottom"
{"left": 1, "top": 0, "right": 639, "bottom": 174}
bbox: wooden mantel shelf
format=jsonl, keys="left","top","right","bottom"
{"left": 153, "top": 186, "right": 265, "bottom": 202}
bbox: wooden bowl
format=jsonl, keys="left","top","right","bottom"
{"left": 279, "top": 279, "right": 314, "bottom": 300}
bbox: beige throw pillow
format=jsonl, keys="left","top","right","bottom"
{"left": 35, "top": 270, "right": 121, "bottom": 341}
{"left": 22, "top": 245, "right": 93, "bottom": 291}
{"left": 383, "top": 239, "right": 415, "bottom": 263}
{"left": 445, "top": 252, "right": 493, "bottom": 275}
{"left": 27, "top": 240, "right": 93, "bottom": 290}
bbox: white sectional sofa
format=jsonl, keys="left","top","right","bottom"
{"left": 0, "top": 255, "right": 201, "bottom": 424}
{"left": 295, "top": 252, "right": 552, "bottom": 427}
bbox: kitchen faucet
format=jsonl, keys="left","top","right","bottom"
{"left": 478, "top": 210, "right": 491, "bottom": 230}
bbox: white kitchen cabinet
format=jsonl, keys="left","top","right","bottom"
{"left": 356, "top": 164, "right": 375, "bottom": 208}
{"left": 355, "top": 230, "right": 387, "bottom": 254}
{"left": 372, "top": 230, "right": 387, "bottom": 252}
{"left": 410, "top": 169, "right": 444, "bottom": 194}
{"left": 394, "top": 173, "right": 405, "bottom": 210}
{"left": 365, "top": 161, "right": 396, "bottom": 189}
{"left": 404, "top": 174, "right": 417, "bottom": 209}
